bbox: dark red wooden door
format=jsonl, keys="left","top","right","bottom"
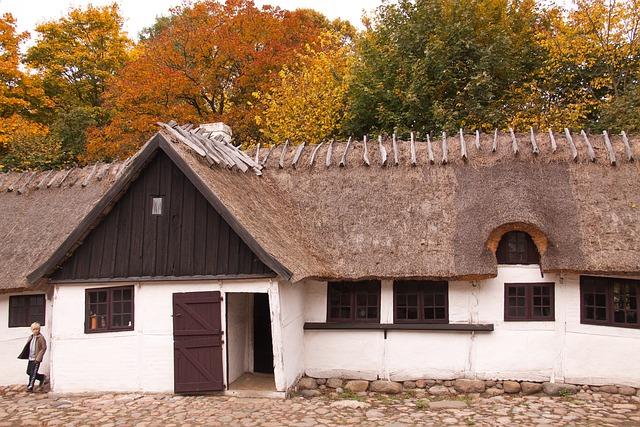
{"left": 173, "top": 291, "right": 224, "bottom": 393}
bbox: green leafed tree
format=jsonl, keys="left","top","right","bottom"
{"left": 346, "top": 0, "right": 544, "bottom": 135}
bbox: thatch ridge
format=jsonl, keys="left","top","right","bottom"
{"left": 249, "top": 130, "right": 640, "bottom": 170}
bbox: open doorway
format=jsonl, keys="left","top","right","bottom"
{"left": 226, "top": 293, "right": 275, "bottom": 391}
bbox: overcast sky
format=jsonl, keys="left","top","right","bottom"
{"left": 0, "top": 0, "right": 378, "bottom": 41}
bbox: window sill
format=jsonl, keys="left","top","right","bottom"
{"left": 304, "top": 322, "right": 494, "bottom": 332}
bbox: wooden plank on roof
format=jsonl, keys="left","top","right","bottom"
{"left": 309, "top": 141, "right": 324, "bottom": 166}
{"left": 261, "top": 144, "right": 276, "bottom": 168}
{"left": 57, "top": 168, "right": 74, "bottom": 187}
{"left": 621, "top": 131, "right": 634, "bottom": 162}
{"left": 492, "top": 129, "right": 498, "bottom": 152}
{"left": 564, "top": 128, "right": 578, "bottom": 161}
{"left": 378, "top": 135, "right": 388, "bottom": 166}
{"left": 254, "top": 143, "right": 260, "bottom": 164}
{"left": 82, "top": 163, "right": 98, "bottom": 187}
{"left": 441, "top": 132, "right": 448, "bottom": 165}
{"left": 363, "top": 135, "right": 370, "bottom": 166}
{"left": 292, "top": 141, "right": 306, "bottom": 169}
{"left": 580, "top": 130, "right": 596, "bottom": 162}
{"left": 339, "top": 137, "right": 351, "bottom": 167}
{"left": 17, "top": 172, "right": 36, "bottom": 194}
{"left": 47, "top": 170, "right": 62, "bottom": 188}
{"left": 325, "top": 139, "right": 333, "bottom": 167}
{"left": 162, "top": 123, "right": 207, "bottom": 157}
{"left": 392, "top": 132, "right": 399, "bottom": 166}
{"left": 548, "top": 129, "right": 557, "bottom": 153}
{"left": 96, "top": 163, "right": 110, "bottom": 181}
{"left": 530, "top": 127, "right": 540, "bottom": 155}
{"left": 475, "top": 130, "right": 481, "bottom": 150}
{"left": 426, "top": 134, "right": 434, "bottom": 164}
{"left": 37, "top": 170, "right": 53, "bottom": 189}
{"left": 278, "top": 139, "right": 289, "bottom": 169}
{"left": 7, "top": 173, "right": 23, "bottom": 192}
{"left": 602, "top": 130, "right": 616, "bottom": 166}
{"left": 459, "top": 129, "right": 468, "bottom": 162}
{"left": 410, "top": 132, "right": 417, "bottom": 166}
{"left": 509, "top": 128, "right": 519, "bottom": 155}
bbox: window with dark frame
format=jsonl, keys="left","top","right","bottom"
{"left": 9, "top": 295, "right": 45, "bottom": 327}
{"left": 504, "top": 283, "right": 554, "bottom": 321}
{"left": 85, "top": 286, "right": 134, "bottom": 333}
{"left": 327, "top": 281, "right": 380, "bottom": 323}
{"left": 394, "top": 281, "right": 449, "bottom": 323}
{"left": 581, "top": 276, "right": 639, "bottom": 328}
{"left": 496, "top": 231, "right": 540, "bottom": 265}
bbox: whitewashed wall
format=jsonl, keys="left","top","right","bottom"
{"left": 304, "top": 267, "right": 640, "bottom": 387}
{"left": 0, "top": 292, "right": 52, "bottom": 386}
{"left": 50, "top": 279, "right": 287, "bottom": 393}
{"left": 226, "top": 293, "right": 252, "bottom": 384}
{"left": 276, "top": 280, "right": 306, "bottom": 389}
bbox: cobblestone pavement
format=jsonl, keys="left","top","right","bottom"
{"left": 1, "top": 386, "right": 639, "bottom": 426}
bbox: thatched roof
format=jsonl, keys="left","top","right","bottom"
{"left": 4, "top": 123, "right": 640, "bottom": 290}
{"left": 0, "top": 163, "right": 123, "bottom": 291}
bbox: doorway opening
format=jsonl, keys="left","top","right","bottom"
{"left": 226, "top": 293, "right": 275, "bottom": 391}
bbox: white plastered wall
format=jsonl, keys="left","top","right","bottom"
{"left": 303, "top": 267, "right": 640, "bottom": 387}
{"left": 50, "top": 278, "right": 289, "bottom": 393}
{"left": 0, "top": 292, "right": 52, "bottom": 386}
{"left": 276, "top": 280, "right": 306, "bottom": 389}
{"left": 226, "top": 292, "right": 252, "bottom": 384}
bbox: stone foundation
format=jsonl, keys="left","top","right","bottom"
{"left": 295, "top": 377, "right": 640, "bottom": 398}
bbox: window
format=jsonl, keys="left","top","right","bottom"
{"left": 85, "top": 286, "right": 134, "bottom": 333}
{"left": 504, "top": 283, "right": 554, "bottom": 321}
{"left": 581, "top": 276, "right": 639, "bottom": 328}
{"left": 151, "top": 197, "right": 163, "bottom": 215}
{"left": 496, "top": 231, "right": 540, "bottom": 265}
{"left": 394, "top": 281, "right": 448, "bottom": 323}
{"left": 327, "top": 281, "right": 380, "bottom": 322}
{"left": 9, "top": 295, "right": 45, "bottom": 327}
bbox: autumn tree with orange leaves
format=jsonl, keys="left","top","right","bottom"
{"left": 86, "top": 0, "right": 352, "bottom": 160}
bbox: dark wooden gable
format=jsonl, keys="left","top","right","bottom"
{"left": 52, "top": 151, "right": 273, "bottom": 281}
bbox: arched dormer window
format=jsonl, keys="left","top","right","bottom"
{"left": 496, "top": 231, "right": 540, "bottom": 265}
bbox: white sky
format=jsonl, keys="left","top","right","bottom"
{"left": 0, "top": 0, "right": 378, "bottom": 41}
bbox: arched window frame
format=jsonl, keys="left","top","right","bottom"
{"left": 496, "top": 231, "right": 540, "bottom": 265}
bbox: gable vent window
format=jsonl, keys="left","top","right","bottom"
{"left": 151, "top": 197, "right": 163, "bottom": 215}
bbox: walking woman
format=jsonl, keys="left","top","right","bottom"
{"left": 18, "top": 322, "right": 47, "bottom": 392}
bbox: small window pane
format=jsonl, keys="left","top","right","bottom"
{"left": 505, "top": 284, "right": 554, "bottom": 321}
{"left": 395, "top": 281, "right": 448, "bottom": 323}
{"left": 327, "top": 281, "right": 380, "bottom": 323}
{"left": 9, "top": 295, "right": 45, "bottom": 327}
{"left": 152, "top": 197, "right": 163, "bottom": 215}
{"left": 86, "top": 287, "right": 134, "bottom": 333}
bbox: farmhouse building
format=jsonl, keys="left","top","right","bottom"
{"left": 1, "top": 122, "right": 639, "bottom": 396}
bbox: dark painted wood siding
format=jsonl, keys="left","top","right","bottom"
{"left": 52, "top": 151, "right": 272, "bottom": 281}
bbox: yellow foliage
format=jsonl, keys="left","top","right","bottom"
{"left": 0, "top": 114, "right": 61, "bottom": 171}
{"left": 254, "top": 31, "right": 354, "bottom": 144}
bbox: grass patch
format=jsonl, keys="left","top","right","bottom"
{"left": 415, "top": 399, "right": 428, "bottom": 410}
{"left": 336, "top": 390, "right": 364, "bottom": 401}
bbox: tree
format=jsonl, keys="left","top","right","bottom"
{"left": 346, "top": 0, "right": 544, "bottom": 135}
{"left": 254, "top": 31, "right": 354, "bottom": 144}
{"left": 25, "top": 3, "right": 131, "bottom": 157}
{"left": 86, "top": 0, "right": 350, "bottom": 160}
{"left": 0, "top": 14, "right": 58, "bottom": 170}
{"left": 511, "top": 0, "right": 640, "bottom": 130}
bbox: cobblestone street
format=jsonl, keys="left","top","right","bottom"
{"left": 1, "top": 386, "right": 639, "bottom": 426}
